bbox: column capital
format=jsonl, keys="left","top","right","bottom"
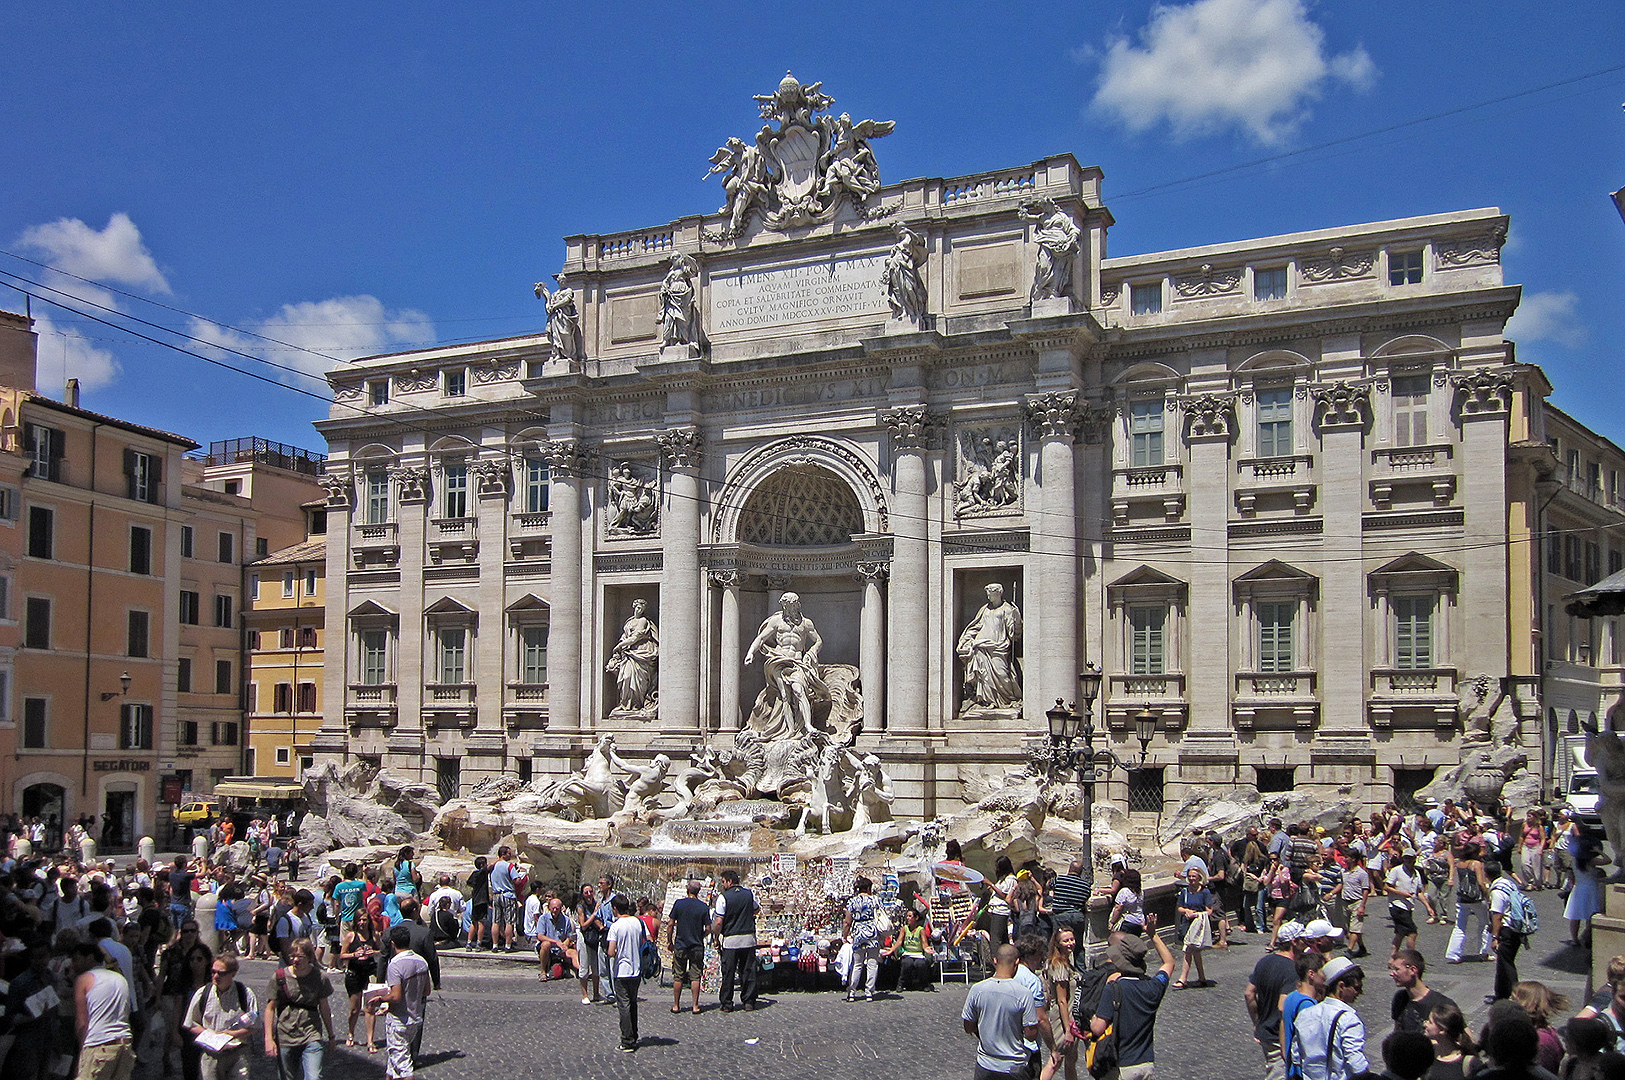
{"left": 391, "top": 464, "right": 430, "bottom": 503}
{"left": 1175, "top": 392, "right": 1238, "bottom": 441}
{"left": 1450, "top": 369, "right": 1514, "bottom": 418}
{"left": 1311, "top": 381, "right": 1371, "bottom": 431}
{"left": 1024, "top": 390, "right": 1082, "bottom": 441}
{"left": 855, "top": 561, "right": 890, "bottom": 585}
{"left": 881, "top": 405, "right": 943, "bottom": 451}
{"left": 320, "top": 470, "right": 353, "bottom": 509}
{"left": 541, "top": 438, "right": 597, "bottom": 474}
{"left": 472, "top": 457, "right": 511, "bottom": 498}
{"left": 708, "top": 568, "right": 741, "bottom": 589}
{"left": 657, "top": 427, "right": 704, "bottom": 470}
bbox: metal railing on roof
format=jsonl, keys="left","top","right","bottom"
{"left": 200, "top": 437, "right": 326, "bottom": 476}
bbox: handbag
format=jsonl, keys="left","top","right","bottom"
{"left": 872, "top": 903, "right": 893, "bottom": 937}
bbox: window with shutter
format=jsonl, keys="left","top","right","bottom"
{"left": 1393, "top": 596, "right": 1434, "bottom": 669}
{"left": 24, "top": 597, "right": 50, "bottom": 649}
{"left": 129, "top": 526, "right": 152, "bottom": 575}
{"left": 1256, "top": 387, "right": 1293, "bottom": 458}
{"left": 126, "top": 611, "right": 149, "bottom": 657}
{"left": 1129, "top": 606, "right": 1166, "bottom": 674}
{"left": 27, "top": 506, "right": 53, "bottom": 560}
{"left": 1257, "top": 601, "right": 1295, "bottom": 672}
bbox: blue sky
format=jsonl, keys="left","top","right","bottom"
{"left": 1, "top": 1, "right": 1622, "bottom": 451}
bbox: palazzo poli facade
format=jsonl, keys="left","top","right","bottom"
{"left": 312, "top": 76, "right": 1577, "bottom": 818}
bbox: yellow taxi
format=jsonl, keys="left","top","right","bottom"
{"left": 174, "top": 799, "right": 219, "bottom": 827}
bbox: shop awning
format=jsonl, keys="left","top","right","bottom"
{"left": 211, "top": 779, "right": 305, "bottom": 801}
{"left": 1565, "top": 568, "right": 1625, "bottom": 618}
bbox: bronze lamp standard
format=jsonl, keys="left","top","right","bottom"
{"left": 1044, "top": 663, "right": 1156, "bottom": 883}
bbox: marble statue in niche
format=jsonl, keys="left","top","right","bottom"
{"left": 658, "top": 253, "right": 703, "bottom": 349}
{"left": 606, "top": 598, "right": 659, "bottom": 717}
{"left": 957, "top": 582, "right": 1023, "bottom": 713}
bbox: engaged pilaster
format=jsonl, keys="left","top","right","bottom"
{"left": 882, "top": 405, "right": 940, "bottom": 732}
{"left": 1024, "top": 390, "right": 1082, "bottom": 717}
{"left": 657, "top": 428, "right": 704, "bottom": 732}
{"left": 543, "top": 438, "right": 594, "bottom": 732}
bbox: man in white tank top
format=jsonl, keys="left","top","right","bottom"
{"left": 73, "top": 941, "right": 134, "bottom": 1080}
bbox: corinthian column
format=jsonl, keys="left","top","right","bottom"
{"left": 658, "top": 428, "right": 703, "bottom": 732}
{"left": 1025, "top": 391, "right": 1080, "bottom": 715}
{"left": 544, "top": 438, "right": 592, "bottom": 732}
{"left": 856, "top": 562, "right": 888, "bottom": 732}
{"left": 882, "top": 406, "right": 938, "bottom": 732}
{"left": 710, "top": 569, "right": 741, "bottom": 731}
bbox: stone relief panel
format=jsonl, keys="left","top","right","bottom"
{"left": 1301, "top": 246, "right": 1375, "bottom": 284}
{"left": 953, "top": 424, "right": 1023, "bottom": 519}
{"left": 603, "top": 459, "right": 660, "bottom": 538}
{"left": 1172, "top": 263, "right": 1243, "bottom": 299}
{"left": 1437, "top": 226, "right": 1506, "bottom": 268}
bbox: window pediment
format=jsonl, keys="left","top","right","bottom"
{"left": 505, "top": 593, "right": 550, "bottom": 614}
{"left": 1369, "top": 551, "right": 1458, "bottom": 594}
{"left": 347, "top": 599, "right": 397, "bottom": 620}
{"left": 1107, "top": 564, "right": 1188, "bottom": 604}
{"left": 425, "top": 595, "right": 477, "bottom": 621}
{"left": 1234, "top": 560, "right": 1318, "bottom": 604}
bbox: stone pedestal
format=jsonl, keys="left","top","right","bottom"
{"left": 1030, "top": 296, "right": 1078, "bottom": 319}
{"left": 1593, "top": 883, "right": 1625, "bottom": 992}
{"left": 660, "top": 343, "right": 702, "bottom": 362}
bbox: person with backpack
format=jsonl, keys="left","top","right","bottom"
{"left": 185, "top": 953, "right": 258, "bottom": 1080}
{"left": 1288, "top": 956, "right": 1369, "bottom": 1079}
{"left": 1280, "top": 951, "right": 1326, "bottom": 1078}
{"left": 604, "top": 893, "right": 645, "bottom": 1053}
{"left": 1486, "top": 859, "right": 1536, "bottom": 1003}
{"left": 262, "top": 938, "right": 335, "bottom": 1080}
{"left": 1090, "top": 912, "right": 1176, "bottom": 1080}
{"left": 272, "top": 892, "right": 317, "bottom": 966}
{"left": 1445, "top": 840, "right": 1490, "bottom": 964}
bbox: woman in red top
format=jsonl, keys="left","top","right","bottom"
{"left": 637, "top": 898, "right": 660, "bottom": 941}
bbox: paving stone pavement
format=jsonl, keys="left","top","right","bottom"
{"left": 193, "top": 886, "right": 1584, "bottom": 1080}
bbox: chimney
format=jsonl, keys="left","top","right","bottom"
{"left": 65, "top": 378, "right": 80, "bottom": 407}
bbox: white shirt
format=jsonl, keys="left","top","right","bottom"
{"left": 607, "top": 914, "right": 645, "bottom": 980}
{"left": 1013, "top": 963, "right": 1046, "bottom": 1052}
{"left": 427, "top": 887, "right": 463, "bottom": 918}
{"left": 1386, "top": 865, "right": 1423, "bottom": 911}
{"left": 523, "top": 895, "right": 543, "bottom": 938}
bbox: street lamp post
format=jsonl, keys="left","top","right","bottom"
{"left": 1044, "top": 664, "right": 1156, "bottom": 883}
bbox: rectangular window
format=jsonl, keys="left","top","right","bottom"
{"left": 217, "top": 532, "right": 234, "bottom": 564}
{"left": 26, "top": 424, "right": 62, "bottom": 482}
{"left": 255, "top": 537, "right": 268, "bottom": 557}
{"left": 1589, "top": 462, "right": 1603, "bottom": 499}
{"left": 27, "top": 506, "right": 53, "bottom": 560}
{"left": 244, "top": 682, "right": 257, "bottom": 712}
{"left": 517, "top": 758, "right": 533, "bottom": 784}
{"left": 214, "top": 594, "right": 233, "bottom": 628}
{"left": 249, "top": 574, "right": 260, "bottom": 601}
{"left": 360, "top": 630, "right": 388, "bottom": 685}
{"left": 442, "top": 463, "right": 468, "bottom": 519}
{"left": 282, "top": 571, "right": 295, "bottom": 598}
{"left": 1548, "top": 534, "right": 1563, "bottom": 576}
{"left": 1126, "top": 767, "right": 1165, "bottom": 814}
{"left": 1254, "top": 266, "right": 1287, "bottom": 301}
{"left": 1586, "top": 542, "right": 1601, "bottom": 585}
{"left": 436, "top": 757, "right": 460, "bottom": 804}
{"left": 0, "top": 576, "right": 10, "bottom": 620}
{"left": 211, "top": 721, "right": 238, "bottom": 746}
{"left": 365, "top": 471, "right": 390, "bottom": 525}
{"left": 129, "top": 526, "right": 152, "bottom": 575}
{"left": 214, "top": 659, "right": 232, "bottom": 696}
{"left": 125, "top": 450, "right": 160, "bottom": 503}
{"left": 177, "top": 658, "right": 192, "bottom": 694}
{"left": 22, "top": 697, "right": 46, "bottom": 748}
{"left": 1611, "top": 548, "right": 1623, "bottom": 577}
{"left": 279, "top": 627, "right": 294, "bottom": 648}
{"left": 1129, "top": 606, "right": 1166, "bottom": 675}
{"left": 119, "top": 703, "right": 153, "bottom": 750}
{"left": 179, "top": 590, "right": 199, "bottom": 625}
{"left": 1566, "top": 536, "right": 1583, "bottom": 581}
{"left": 275, "top": 746, "right": 292, "bottom": 766}
{"left": 521, "top": 625, "right": 548, "bottom": 684}
{"left": 1130, "top": 282, "right": 1163, "bottom": 316}
{"left": 181, "top": 525, "right": 194, "bottom": 558}
{"left": 1391, "top": 374, "right": 1429, "bottom": 448}
{"left": 1256, "top": 767, "right": 1295, "bottom": 794}
{"left": 274, "top": 683, "right": 293, "bottom": 713}
{"left": 368, "top": 380, "right": 389, "bottom": 406}
{"left": 24, "top": 597, "right": 49, "bottom": 649}
{"left": 304, "top": 569, "right": 318, "bottom": 596}
{"left": 1393, "top": 595, "right": 1435, "bottom": 669}
{"left": 297, "top": 682, "right": 317, "bottom": 713}
{"left": 127, "top": 610, "right": 149, "bottom": 657}
{"left": 1129, "top": 400, "right": 1165, "bottom": 467}
{"left": 524, "top": 457, "right": 550, "bottom": 514}
{"left": 1257, "top": 601, "right": 1294, "bottom": 672}
{"left": 298, "top": 625, "right": 317, "bottom": 648}
{"left": 445, "top": 369, "right": 465, "bottom": 397}
{"left": 179, "top": 721, "right": 198, "bottom": 746}
{"left": 0, "top": 486, "right": 17, "bottom": 520}
{"left": 247, "top": 630, "right": 261, "bottom": 650}
{"left": 1389, "top": 250, "right": 1424, "bottom": 286}
{"left": 438, "top": 626, "right": 467, "bottom": 684}
{"left": 1256, "top": 386, "right": 1293, "bottom": 458}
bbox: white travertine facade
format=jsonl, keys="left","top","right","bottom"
{"left": 311, "top": 81, "right": 1583, "bottom": 817}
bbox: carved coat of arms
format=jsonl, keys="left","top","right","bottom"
{"left": 705, "top": 72, "right": 894, "bottom": 240}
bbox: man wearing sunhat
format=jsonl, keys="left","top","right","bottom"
{"left": 1288, "top": 956, "right": 1370, "bottom": 1079}
{"left": 1303, "top": 918, "right": 1345, "bottom": 956}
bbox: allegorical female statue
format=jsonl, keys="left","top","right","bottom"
{"left": 956, "top": 583, "right": 1023, "bottom": 711}
{"left": 1018, "top": 197, "right": 1081, "bottom": 302}
{"left": 658, "top": 253, "right": 703, "bottom": 349}
{"left": 533, "top": 275, "right": 585, "bottom": 366}
{"left": 606, "top": 598, "right": 659, "bottom": 715}
{"left": 881, "top": 222, "right": 927, "bottom": 324}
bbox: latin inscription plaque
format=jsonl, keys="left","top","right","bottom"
{"left": 709, "top": 253, "right": 888, "bottom": 333}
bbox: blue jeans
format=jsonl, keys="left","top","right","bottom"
{"left": 276, "top": 1041, "right": 324, "bottom": 1080}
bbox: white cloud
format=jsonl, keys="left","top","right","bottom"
{"left": 29, "top": 309, "right": 121, "bottom": 392}
{"left": 1507, "top": 290, "right": 1586, "bottom": 349}
{"left": 17, "top": 212, "right": 171, "bottom": 294}
{"left": 1088, "top": 0, "right": 1376, "bottom": 145}
{"left": 190, "top": 295, "right": 435, "bottom": 382}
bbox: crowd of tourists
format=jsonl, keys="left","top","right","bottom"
{"left": 958, "top": 801, "right": 1625, "bottom": 1080}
